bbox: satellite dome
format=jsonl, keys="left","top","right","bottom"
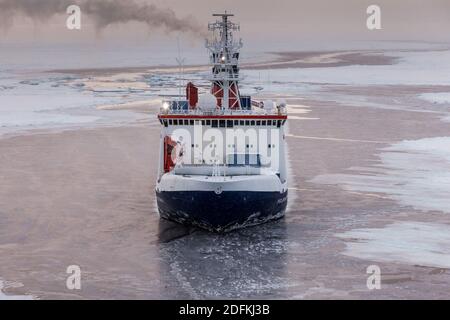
{"left": 263, "top": 100, "right": 275, "bottom": 111}
{"left": 276, "top": 99, "right": 287, "bottom": 108}
{"left": 198, "top": 93, "right": 217, "bottom": 111}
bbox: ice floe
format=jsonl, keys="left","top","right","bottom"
{"left": 244, "top": 50, "right": 450, "bottom": 87}
{"left": 311, "top": 137, "right": 450, "bottom": 214}
{"left": 0, "top": 280, "right": 34, "bottom": 300}
{"left": 336, "top": 221, "right": 450, "bottom": 268}
{"left": 419, "top": 92, "right": 450, "bottom": 105}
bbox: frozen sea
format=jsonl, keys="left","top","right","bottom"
{"left": 2, "top": 41, "right": 450, "bottom": 299}
{"left": 2, "top": 41, "right": 450, "bottom": 137}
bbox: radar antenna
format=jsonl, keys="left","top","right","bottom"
{"left": 206, "top": 12, "right": 243, "bottom": 110}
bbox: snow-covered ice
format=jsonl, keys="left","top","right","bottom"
{"left": 336, "top": 221, "right": 450, "bottom": 269}
{"left": 0, "top": 71, "right": 151, "bottom": 136}
{"left": 420, "top": 92, "right": 450, "bottom": 105}
{"left": 243, "top": 50, "right": 450, "bottom": 88}
{"left": 311, "top": 137, "right": 450, "bottom": 214}
{"left": 0, "top": 280, "right": 33, "bottom": 300}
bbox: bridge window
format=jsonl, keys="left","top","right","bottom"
{"left": 267, "top": 120, "right": 272, "bottom": 126}
{"left": 240, "top": 120, "right": 244, "bottom": 126}
{"left": 234, "top": 120, "right": 238, "bottom": 126}
{"left": 227, "top": 120, "right": 233, "bottom": 128}
{"left": 251, "top": 120, "right": 255, "bottom": 126}
{"left": 163, "top": 120, "right": 168, "bottom": 127}
{"left": 256, "top": 120, "right": 261, "bottom": 126}
{"left": 245, "top": 120, "right": 249, "bottom": 126}
{"left": 169, "top": 119, "right": 173, "bottom": 125}
{"left": 227, "top": 153, "right": 261, "bottom": 167}
{"left": 206, "top": 120, "right": 211, "bottom": 126}
{"left": 219, "top": 120, "right": 226, "bottom": 128}
{"left": 190, "top": 120, "right": 194, "bottom": 125}
{"left": 262, "top": 120, "right": 266, "bottom": 126}
{"left": 212, "top": 120, "right": 218, "bottom": 128}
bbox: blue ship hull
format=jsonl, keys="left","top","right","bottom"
{"left": 156, "top": 190, "right": 288, "bottom": 232}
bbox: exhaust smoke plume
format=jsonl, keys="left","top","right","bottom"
{"left": 0, "top": 0, "right": 204, "bottom": 36}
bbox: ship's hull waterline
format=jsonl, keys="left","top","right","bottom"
{"left": 156, "top": 190, "right": 288, "bottom": 233}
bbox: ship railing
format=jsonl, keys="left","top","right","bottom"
{"left": 208, "top": 73, "right": 241, "bottom": 81}
{"left": 173, "top": 164, "right": 263, "bottom": 176}
{"left": 160, "top": 108, "right": 286, "bottom": 116}
{"left": 159, "top": 108, "right": 287, "bottom": 116}
{"left": 209, "top": 58, "right": 239, "bottom": 65}
{"left": 160, "top": 99, "right": 287, "bottom": 116}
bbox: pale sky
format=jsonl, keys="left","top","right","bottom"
{"left": 1, "top": 0, "right": 450, "bottom": 48}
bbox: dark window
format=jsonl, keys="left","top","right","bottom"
{"left": 169, "top": 119, "right": 173, "bottom": 125}
{"left": 277, "top": 120, "right": 281, "bottom": 128}
{"left": 245, "top": 120, "right": 250, "bottom": 126}
{"left": 190, "top": 120, "right": 194, "bottom": 125}
{"left": 251, "top": 120, "right": 255, "bottom": 126}
{"left": 227, "top": 120, "right": 233, "bottom": 128}
{"left": 262, "top": 120, "right": 266, "bottom": 126}
{"left": 201, "top": 120, "right": 205, "bottom": 126}
{"left": 174, "top": 119, "right": 178, "bottom": 125}
{"left": 234, "top": 120, "right": 238, "bottom": 125}
{"left": 256, "top": 120, "right": 261, "bottom": 126}
{"left": 212, "top": 120, "right": 218, "bottom": 128}
{"left": 163, "top": 120, "right": 168, "bottom": 127}
{"left": 206, "top": 120, "right": 211, "bottom": 126}
{"left": 240, "top": 120, "right": 244, "bottom": 126}
{"left": 219, "top": 120, "right": 226, "bottom": 128}
{"left": 267, "top": 120, "right": 272, "bottom": 126}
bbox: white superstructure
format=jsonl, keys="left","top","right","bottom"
{"left": 155, "top": 13, "right": 288, "bottom": 232}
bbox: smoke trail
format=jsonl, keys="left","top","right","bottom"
{"left": 0, "top": 0, "right": 204, "bottom": 36}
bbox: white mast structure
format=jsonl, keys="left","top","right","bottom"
{"left": 206, "top": 12, "right": 243, "bottom": 110}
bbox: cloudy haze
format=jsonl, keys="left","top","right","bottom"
{"left": 1, "top": 0, "right": 449, "bottom": 52}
